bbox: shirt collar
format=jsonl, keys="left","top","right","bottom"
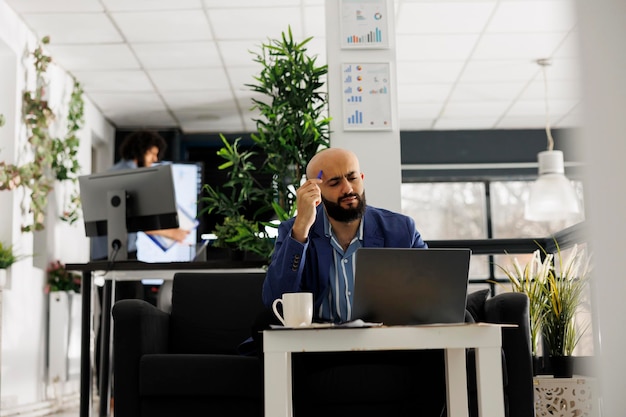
{"left": 322, "top": 210, "right": 364, "bottom": 241}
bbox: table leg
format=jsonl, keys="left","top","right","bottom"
{"left": 98, "top": 280, "right": 113, "bottom": 417}
{"left": 264, "top": 352, "right": 293, "bottom": 417}
{"left": 445, "top": 348, "right": 469, "bottom": 417}
{"left": 79, "top": 271, "right": 93, "bottom": 417}
{"left": 474, "top": 346, "right": 505, "bottom": 417}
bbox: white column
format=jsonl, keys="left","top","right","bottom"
{"left": 325, "top": 0, "right": 402, "bottom": 211}
{"left": 576, "top": 0, "right": 626, "bottom": 415}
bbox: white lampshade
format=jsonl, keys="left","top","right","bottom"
{"left": 525, "top": 150, "right": 580, "bottom": 222}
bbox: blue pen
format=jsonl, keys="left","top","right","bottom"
{"left": 317, "top": 170, "right": 323, "bottom": 179}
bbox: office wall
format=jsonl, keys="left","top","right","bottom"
{"left": 0, "top": 0, "right": 114, "bottom": 411}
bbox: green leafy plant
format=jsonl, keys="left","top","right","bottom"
{"left": 247, "top": 26, "right": 331, "bottom": 218}
{"left": 199, "top": 27, "right": 330, "bottom": 261}
{"left": 0, "top": 36, "right": 85, "bottom": 231}
{"left": 212, "top": 215, "right": 274, "bottom": 259}
{"left": 46, "top": 260, "right": 81, "bottom": 293}
{"left": 496, "top": 248, "right": 551, "bottom": 357}
{"left": 542, "top": 242, "right": 591, "bottom": 357}
{"left": 0, "top": 241, "right": 25, "bottom": 269}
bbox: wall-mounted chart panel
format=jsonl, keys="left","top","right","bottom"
{"left": 341, "top": 0, "right": 389, "bottom": 49}
{"left": 342, "top": 63, "right": 392, "bottom": 131}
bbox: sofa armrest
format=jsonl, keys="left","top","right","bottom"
{"left": 112, "top": 299, "right": 170, "bottom": 417}
{"left": 484, "top": 292, "right": 534, "bottom": 417}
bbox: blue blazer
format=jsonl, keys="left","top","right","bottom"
{"left": 262, "top": 205, "right": 427, "bottom": 315}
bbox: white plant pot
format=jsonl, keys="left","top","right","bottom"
{"left": 0, "top": 267, "right": 12, "bottom": 289}
{"left": 48, "top": 290, "right": 82, "bottom": 386}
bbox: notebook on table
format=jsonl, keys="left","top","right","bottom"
{"left": 352, "top": 248, "right": 472, "bottom": 326}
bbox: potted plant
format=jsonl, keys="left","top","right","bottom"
{"left": 0, "top": 241, "right": 28, "bottom": 288}
{"left": 45, "top": 259, "right": 81, "bottom": 293}
{"left": 496, "top": 248, "right": 551, "bottom": 371}
{"left": 199, "top": 27, "right": 330, "bottom": 262}
{"left": 542, "top": 242, "right": 591, "bottom": 378}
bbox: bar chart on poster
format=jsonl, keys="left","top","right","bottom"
{"left": 341, "top": 0, "right": 389, "bottom": 49}
{"left": 342, "top": 63, "right": 392, "bottom": 131}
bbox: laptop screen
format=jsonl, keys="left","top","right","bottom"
{"left": 352, "top": 248, "right": 471, "bottom": 325}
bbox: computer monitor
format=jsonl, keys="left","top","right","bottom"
{"left": 78, "top": 164, "right": 179, "bottom": 261}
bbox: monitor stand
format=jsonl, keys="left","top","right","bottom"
{"left": 106, "top": 190, "right": 128, "bottom": 261}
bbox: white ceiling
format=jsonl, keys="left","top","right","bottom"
{"left": 4, "top": 0, "right": 581, "bottom": 133}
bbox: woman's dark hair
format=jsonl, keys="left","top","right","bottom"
{"left": 118, "top": 130, "right": 167, "bottom": 166}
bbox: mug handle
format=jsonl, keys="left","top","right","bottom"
{"left": 272, "top": 298, "right": 286, "bottom": 326}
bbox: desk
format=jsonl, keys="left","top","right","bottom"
{"left": 67, "top": 260, "right": 265, "bottom": 417}
{"left": 263, "top": 324, "right": 505, "bottom": 417}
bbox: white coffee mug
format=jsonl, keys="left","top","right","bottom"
{"left": 272, "top": 292, "right": 313, "bottom": 327}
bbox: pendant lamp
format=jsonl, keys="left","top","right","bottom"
{"left": 524, "top": 59, "right": 580, "bottom": 222}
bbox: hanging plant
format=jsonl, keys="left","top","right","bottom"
{"left": 53, "top": 80, "right": 85, "bottom": 224}
{"left": 0, "top": 36, "right": 84, "bottom": 231}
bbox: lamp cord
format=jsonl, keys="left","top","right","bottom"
{"left": 538, "top": 58, "right": 555, "bottom": 151}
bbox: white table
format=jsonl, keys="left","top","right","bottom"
{"left": 263, "top": 323, "right": 506, "bottom": 417}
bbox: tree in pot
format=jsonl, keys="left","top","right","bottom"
{"left": 200, "top": 27, "right": 330, "bottom": 262}
{"left": 496, "top": 248, "right": 551, "bottom": 374}
{"left": 541, "top": 242, "right": 592, "bottom": 378}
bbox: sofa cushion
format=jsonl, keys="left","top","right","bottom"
{"left": 169, "top": 273, "right": 266, "bottom": 354}
{"left": 466, "top": 289, "right": 490, "bottom": 321}
{"left": 139, "top": 354, "right": 262, "bottom": 399}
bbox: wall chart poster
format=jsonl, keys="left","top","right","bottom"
{"left": 342, "top": 63, "right": 392, "bottom": 131}
{"left": 340, "top": 0, "right": 389, "bottom": 49}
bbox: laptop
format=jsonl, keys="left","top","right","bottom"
{"left": 352, "top": 248, "right": 471, "bottom": 325}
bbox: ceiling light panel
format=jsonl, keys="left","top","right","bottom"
{"left": 208, "top": 7, "right": 302, "bottom": 40}
{"left": 149, "top": 68, "right": 229, "bottom": 91}
{"left": 472, "top": 33, "right": 569, "bottom": 60}
{"left": 395, "top": 2, "right": 496, "bottom": 34}
{"left": 396, "top": 62, "right": 466, "bottom": 84}
{"left": 71, "top": 70, "right": 154, "bottom": 92}
{"left": 111, "top": 10, "right": 212, "bottom": 42}
{"left": 133, "top": 41, "right": 221, "bottom": 69}
{"left": 202, "top": 0, "right": 296, "bottom": 7}
{"left": 87, "top": 91, "right": 169, "bottom": 117}
{"left": 102, "top": 0, "right": 203, "bottom": 12}
{"left": 486, "top": 1, "right": 576, "bottom": 33}
{"left": 47, "top": 44, "right": 139, "bottom": 71}
{"left": 396, "top": 34, "right": 480, "bottom": 61}
{"left": 4, "top": 0, "right": 103, "bottom": 13}
{"left": 449, "top": 82, "right": 527, "bottom": 101}
{"left": 161, "top": 90, "right": 238, "bottom": 109}
{"left": 397, "top": 84, "right": 453, "bottom": 103}
{"left": 20, "top": 13, "right": 122, "bottom": 44}
{"left": 459, "top": 60, "right": 536, "bottom": 83}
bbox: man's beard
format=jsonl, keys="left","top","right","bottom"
{"left": 322, "top": 192, "right": 366, "bottom": 223}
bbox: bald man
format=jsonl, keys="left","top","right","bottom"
{"left": 262, "top": 148, "right": 427, "bottom": 323}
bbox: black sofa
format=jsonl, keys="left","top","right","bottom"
{"left": 112, "top": 272, "right": 534, "bottom": 417}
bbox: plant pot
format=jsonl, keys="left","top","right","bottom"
{"left": 550, "top": 355, "right": 574, "bottom": 378}
{"left": 532, "top": 355, "right": 543, "bottom": 376}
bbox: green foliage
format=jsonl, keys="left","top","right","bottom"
{"left": 212, "top": 215, "right": 274, "bottom": 258}
{"left": 248, "top": 26, "right": 330, "bottom": 216}
{"left": 0, "top": 241, "right": 20, "bottom": 269}
{"left": 199, "top": 27, "right": 330, "bottom": 262}
{"left": 496, "top": 247, "right": 551, "bottom": 356}
{"left": 0, "top": 37, "right": 85, "bottom": 231}
{"left": 541, "top": 241, "right": 591, "bottom": 357}
{"left": 497, "top": 240, "right": 592, "bottom": 358}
